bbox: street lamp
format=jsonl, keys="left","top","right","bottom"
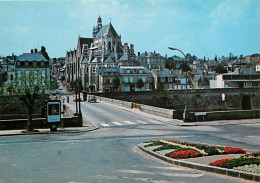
{"left": 168, "top": 47, "right": 188, "bottom": 121}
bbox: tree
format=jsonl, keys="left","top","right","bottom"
{"left": 185, "top": 53, "right": 197, "bottom": 64}
{"left": 136, "top": 78, "right": 144, "bottom": 91}
{"left": 112, "top": 75, "right": 120, "bottom": 91}
{"left": 5, "top": 69, "right": 49, "bottom": 132}
{"left": 165, "top": 57, "right": 176, "bottom": 70}
{"left": 179, "top": 63, "right": 191, "bottom": 72}
{"left": 215, "top": 64, "right": 227, "bottom": 74}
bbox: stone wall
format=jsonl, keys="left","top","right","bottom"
{"left": 95, "top": 88, "right": 260, "bottom": 119}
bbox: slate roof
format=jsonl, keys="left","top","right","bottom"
{"left": 120, "top": 66, "right": 150, "bottom": 74}
{"left": 105, "top": 57, "right": 114, "bottom": 63}
{"left": 151, "top": 69, "right": 174, "bottom": 77}
{"left": 17, "top": 53, "right": 48, "bottom": 62}
{"left": 95, "top": 23, "right": 119, "bottom": 38}
{"left": 78, "top": 37, "right": 93, "bottom": 49}
{"left": 233, "top": 68, "right": 258, "bottom": 75}
{"left": 118, "top": 53, "right": 136, "bottom": 61}
{"left": 99, "top": 67, "right": 120, "bottom": 76}
{"left": 82, "top": 58, "right": 89, "bottom": 64}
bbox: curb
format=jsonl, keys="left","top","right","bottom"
{"left": 138, "top": 144, "right": 260, "bottom": 182}
{"left": 0, "top": 126, "right": 99, "bottom": 137}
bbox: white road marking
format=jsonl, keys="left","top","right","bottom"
{"left": 136, "top": 120, "right": 147, "bottom": 124}
{"left": 112, "top": 121, "right": 123, "bottom": 126}
{"left": 100, "top": 123, "right": 110, "bottom": 127}
{"left": 124, "top": 121, "right": 135, "bottom": 124}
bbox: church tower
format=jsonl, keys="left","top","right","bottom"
{"left": 97, "top": 16, "right": 102, "bottom": 31}
{"left": 93, "top": 16, "right": 103, "bottom": 38}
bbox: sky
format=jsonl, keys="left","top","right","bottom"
{"left": 0, "top": 0, "right": 259, "bottom": 60}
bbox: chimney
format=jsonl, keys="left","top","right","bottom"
{"left": 34, "top": 49, "right": 37, "bottom": 53}
{"left": 145, "top": 51, "right": 147, "bottom": 56}
{"left": 170, "top": 69, "right": 173, "bottom": 74}
{"left": 41, "top": 46, "right": 46, "bottom": 53}
{"left": 130, "top": 44, "right": 134, "bottom": 56}
{"left": 31, "top": 49, "right": 33, "bottom": 53}
{"left": 138, "top": 52, "right": 140, "bottom": 56}
{"left": 124, "top": 43, "right": 129, "bottom": 54}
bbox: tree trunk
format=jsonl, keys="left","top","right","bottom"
{"left": 27, "top": 108, "right": 33, "bottom": 132}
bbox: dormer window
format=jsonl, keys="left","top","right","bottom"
{"left": 126, "top": 69, "right": 130, "bottom": 74}
{"left": 138, "top": 69, "right": 143, "bottom": 74}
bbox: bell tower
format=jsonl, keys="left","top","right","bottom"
{"left": 97, "top": 16, "right": 102, "bottom": 31}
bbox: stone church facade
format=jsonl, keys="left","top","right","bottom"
{"left": 65, "top": 16, "right": 137, "bottom": 91}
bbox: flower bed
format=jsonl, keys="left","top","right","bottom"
{"left": 142, "top": 139, "right": 246, "bottom": 159}
{"left": 209, "top": 151, "right": 260, "bottom": 174}
{"left": 169, "top": 150, "right": 200, "bottom": 159}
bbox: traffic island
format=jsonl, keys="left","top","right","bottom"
{"left": 138, "top": 140, "right": 260, "bottom": 182}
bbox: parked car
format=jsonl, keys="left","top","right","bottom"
{"left": 73, "top": 95, "right": 81, "bottom": 102}
{"left": 87, "top": 95, "right": 97, "bottom": 103}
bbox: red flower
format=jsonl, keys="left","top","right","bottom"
{"left": 170, "top": 150, "right": 200, "bottom": 159}
{"left": 209, "top": 158, "right": 232, "bottom": 167}
{"left": 224, "top": 146, "right": 246, "bottom": 154}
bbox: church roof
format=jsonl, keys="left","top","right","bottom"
{"left": 82, "top": 58, "right": 89, "bottom": 64}
{"left": 78, "top": 37, "right": 93, "bottom": 49}
{"left": 95, "top": 23, "right": 119, "bottom": 39}
{"left": 105, "top": 56, "right": 114, "bottom": 63}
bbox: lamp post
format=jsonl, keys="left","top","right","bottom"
{"left": 168, "top": 47, "right": 188, "bottom": 121}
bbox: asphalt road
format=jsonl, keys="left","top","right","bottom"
{"left": 0, "top": 97, "right": 259, "bottom": 183}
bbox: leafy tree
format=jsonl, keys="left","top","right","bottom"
{"left": 0, "top": 71, "right": 7, "bottom": 87}
{"left": 165, "top": 57, "right": 176, "bottom": 70}
{"left": 5, "top": 69, "right": 49, "bottom": 132}
{"left": 112, "top": 75, "right": 120, "bottom": 91}
{"left": 215, "top": 64, "right": 227, "bottom": 74}
{"left": 136, "top": 78, "right": 144, "bottom": 91}
{"left": 185, "top": 53, "right": 197, "bottom": 63}
{"left": 179, "top": 63, "right": 191, "bottom": 72}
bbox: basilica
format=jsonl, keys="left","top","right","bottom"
{"left": 65, "top": 16, "right": 166, "bottom": 92}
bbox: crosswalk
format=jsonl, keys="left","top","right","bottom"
{"left": 98, "top": 120, "right": 161, "bottom": 128}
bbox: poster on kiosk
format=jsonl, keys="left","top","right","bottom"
{"left": 46, "top": 100, "right": 61, "bottom": 123}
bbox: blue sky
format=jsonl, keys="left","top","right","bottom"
{"left": 0, "top": 0, "right": 259, "bottom": 59}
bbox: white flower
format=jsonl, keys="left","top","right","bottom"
{"left": 156, "top": 149, "right": 176, "bottom": 156}
{"left": 233, "top": 164, "right": 260, "bottom": 173}
{"left": 145, "top": 145, "right": 162, "bottom": 151}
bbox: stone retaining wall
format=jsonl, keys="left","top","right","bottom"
{"left": 0, "top": 116, "right": 82, "bottom": 130}
{"left": 140, "top": 104, "right": 175, "bottom": 118}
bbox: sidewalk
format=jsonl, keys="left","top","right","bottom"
{"left": 0, "top": 125, "right": 98, "bottom": 136}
